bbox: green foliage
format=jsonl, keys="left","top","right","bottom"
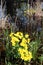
{"left": 29, "top": 39, "right": 40, "bottom": 60}
{"left": 39, "top": 54, "right": 43, "bottom": 61}
{"left": 29, "top": 31, "right": 41, "bottom": 60}
{"left": 4, "top": 29, "right": 41, "bottom": 65}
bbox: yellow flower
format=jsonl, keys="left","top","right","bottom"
{"left": 11, "top": 39, "right": 16, "bottom": 46}
{"left": 18, "top": 48, "right": 28, "bottom": 55}
{"left": 18, "top": 48, "right": 32, "bottom": 61}
{"left": 20, "top": 38, "right": 28, "bottom": 49}
{"left": 28, "top": 52, "right": 32, "bottom": 61}
{"left": 9, "top": 33, "right": 14, "bottom": 37}
{"left": 11, "top": 36, "right": 20, "bottom": 42}
{"left": 27, "top": 38, "right": 30, "bottom": 43}
{"left": 14, "top": 34, "right": 23, "bottom": 39}
{"left": 22, "top": 38, "right": 27, "bottom": 43}
{"left": 11, "top": 37, "right": 16, "bottom": 46}
{"left": 18, "top": 48, "right": 24, "bottom": 54}
{"left": 16, "top": 32, "right": 23, "bottom": 36}
{"left": 14, "top": 32, "right": 23, "bottom": 39}
{"left": 25, "top": 34, "right": 29, "bottom": 38}
{"left": 11, "top": 36, "right": 20, "bottom": 46}
{"left": 20, "top": 42, "right": 28, "bottom": 49}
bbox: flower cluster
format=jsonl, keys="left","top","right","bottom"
{"left": 9, "top": 32, "right": 32, "bottom": 61}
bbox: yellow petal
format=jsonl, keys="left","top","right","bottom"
{"left": 9, "top": 33, "right": 14, "bottom": 37}
{"left": 25, "top": 34, "right": 29, "bottom": 38}
{"left": 27, "top": 38, "right": 30, "bottom": 43}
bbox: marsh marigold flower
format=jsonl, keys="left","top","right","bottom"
{"left": 9, "top": 32, "right": 32, "bottom": 61}
{"left": 11, "top": 40, "right": 16, "bottom": 46}
{"left": 9, "top": 33, "right": 14, "bottom": 37}
{"left": 11, "top": 36, "right": 20, "bottom": 46}
{"left": 15, "top": 32, "right": 23, "bottom": 39}
{"left": 27, "top": 38, "right": 30, "bottom": 43}
{"left": 25, "top": 34, "right": 29, "bottom": 38}
{"left": 11, "top": 36, "right": 20, "bottom": 42}
{"left": 16, "top": 32, "right": 23, "bottom": 36}
{"left": 20, "top": 38, "right": 28, "bottom": 49}
{"left": 18, "top": 48, "right": 32, "bottom": 61}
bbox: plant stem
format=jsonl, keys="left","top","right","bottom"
{"left": 41, "top": 61, "right": 42, "bottom": 65}
{"left": 24, "top": 62, "right": 30, "bottom": 65}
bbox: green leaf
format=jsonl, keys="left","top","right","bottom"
{"left": 7, "top": 62, "right": 12, "bottom": 65}
{"left": 39, "top": 54, "right": 43, "bottom": 61}
{"left": 29, "top": 40, "right": 40, "bottom": 60}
